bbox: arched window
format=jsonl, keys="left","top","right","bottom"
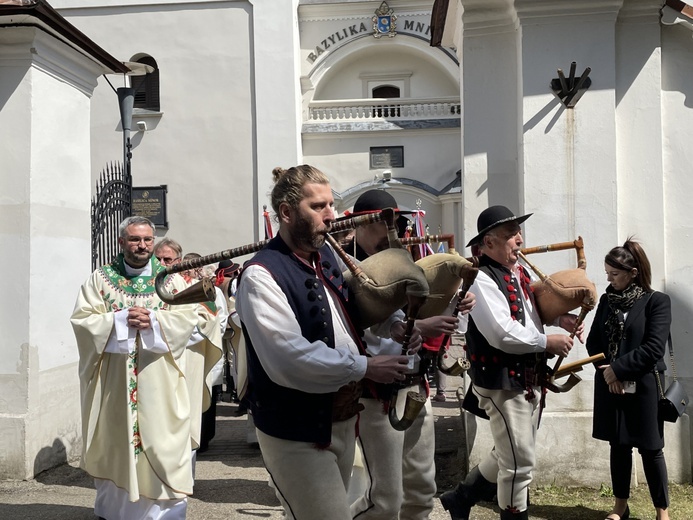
{"left": 372, "top": 85, "right": 400, "bottom": 118}
{"left": 372, "top": 85, "right": 400, "bottom": 99}
{"left": 130, "top": 56, "right": 160, "bottom": 111}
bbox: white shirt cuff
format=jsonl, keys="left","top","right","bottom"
{"left": 105, "top": 310, "right": 131, "bottom": 354}
{"left": 139, "top": 313, "right": 169, "bottom": 353}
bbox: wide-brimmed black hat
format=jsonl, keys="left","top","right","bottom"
{"left": 466, "top": 205, "right": 532, "bottom": 247}
{"left": 337, "top": 189, "right": 414, "bottom": 219}
{"left": 216, "top": 259, "right": 241, "bottom": 278}
{"left": 337, "top": 189, "right": 413, "bottom": 236}
{"left": 352, "top": 189, "right": 408, "bottom": 216}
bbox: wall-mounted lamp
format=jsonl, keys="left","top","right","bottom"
{"left": 136, "top": 121, "right": 147, "bottom": 132}
{"left": 382, "top": 169, "right": 392, "bottom": 181}
{"left": 103, "top": 60, "right": 155, "bottom": 190}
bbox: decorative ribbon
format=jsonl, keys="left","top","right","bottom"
{"left": 413, "top": 210, "right": 434, "bottom": 258}
{"left": 263, "top": 205, "right": 274, "bottom": 239}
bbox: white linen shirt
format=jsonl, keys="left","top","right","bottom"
{"left": 236, "top": 256, "right": 380, "bottom": 394}
{"left": 468, "top": 264, "right": 547, "bottom": 354}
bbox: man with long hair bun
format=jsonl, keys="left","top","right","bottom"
{"left": 236, "top": 165, "right": 422, "bottom": 520}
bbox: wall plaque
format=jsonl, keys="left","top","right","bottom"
{"left": 370, "top": 146, "right": 404, "bottom": 169}
{"left": 132, "top": 185, "right": 168, "bottom": 228}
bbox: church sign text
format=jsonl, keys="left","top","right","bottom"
{"left": 306, "top": 19, "right": 432, "bottom": 65}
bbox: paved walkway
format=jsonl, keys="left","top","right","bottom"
{"left": 1, "top": 379, "right": 503, "bottom": 520}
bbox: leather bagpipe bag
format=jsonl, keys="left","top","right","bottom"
{"left": 415, "top": 253, "right": 475, "bottom": 319}
{"left": 343, "top": 248, "right": 429, "bottom": 329}
{"left": 531, "top": 269, "right": 598, "bottom": 325}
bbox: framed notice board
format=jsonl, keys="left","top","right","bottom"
{"left": 370, "top": 146, "right": 404, "bottom": 169}
{"left": 132, "top": 185, "right": 168, "bottom": 228}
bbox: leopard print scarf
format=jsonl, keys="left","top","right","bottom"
{"left": 605, "top": 283, "right": 645, "bottom": 361}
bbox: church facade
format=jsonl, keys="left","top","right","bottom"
{"left": 0, "top": 0, "right": 690, "bottom": 483}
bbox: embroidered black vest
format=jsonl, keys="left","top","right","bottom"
{"left": 240, "top": 235, "right": 364, "bottom": 444}
{"left": 466, "top": 256, "right": 546, "bottom": 392}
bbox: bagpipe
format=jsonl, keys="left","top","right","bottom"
{"left": 154, "top": 208, "right": 433, "bottom": 431}
{"left": 154, "top": 209, "right": 602, "bottom": 429}
{"left": 403, "top": 234, "right": 604, "bottom": 392}
{"left": 517, "top": 239, "right": 603, "bottom": 391}
{"left": 400, "top": 234, "right": 477, "bottom": 377}
{"left": 153, "top": 211, "right": 388, "bottom": 305}
{"left": 325, "top": 210, "right": 429, "bottom": 431}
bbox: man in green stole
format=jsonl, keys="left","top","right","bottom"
{"left": 71, "top": 216, "right": 221, "bottom": 520}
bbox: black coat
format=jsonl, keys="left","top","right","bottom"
{"left": 586, "top": 290, "right": 671, "bottom": 450}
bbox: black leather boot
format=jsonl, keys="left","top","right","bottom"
{"left": 439, "top": 466, "right": 497, "bottom": 520}
{"left": 500, "top": 508, "right": 529, "bottom": 520}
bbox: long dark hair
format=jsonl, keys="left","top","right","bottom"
{"left": 604, "top": 236, "right": 653, "bottom": 292}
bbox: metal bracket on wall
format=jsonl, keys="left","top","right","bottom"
{"left": 551, "top": 62, "right": 592, "bottom": 108}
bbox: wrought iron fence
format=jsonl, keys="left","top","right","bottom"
{"left": 91, "top": 162, "right": 132, "bottom": 270}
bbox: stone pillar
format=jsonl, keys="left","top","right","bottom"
{"left": 252, "top": 0, "right": 303, "bottom": 230}
{"left": 0, "top": 25, "right": 104, "bottom": 479}
{"left": 459, "top": 0, "right": 521, "bottom": 250}
{"left": 660, "top": 0, "right": 693, "bottom": 438}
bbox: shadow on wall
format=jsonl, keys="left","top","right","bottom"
{"left": 33, "top": 437, "right": 68, "bottom": 481}
{"left": 33, "top": 438, "right": 90, "bottom": 488}
{"left": 667, "top": 292, "right": 692, "bottom": 420}
{"left": 34, "top": 438, "right": 67, "bottom": 479}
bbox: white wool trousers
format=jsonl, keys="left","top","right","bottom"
{"left": 473, "top": 385, "right": 540, "bottom": 513}
{"left": 257, "top": 416, "right": 357, "bottom": 520}
{"left": 350, "top": 386, "right": 436, "bottom": 520}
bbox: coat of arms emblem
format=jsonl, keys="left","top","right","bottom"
{"left": 373, "top": 1, "right": 397, "bottom": 38}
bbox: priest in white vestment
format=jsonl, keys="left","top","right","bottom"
{"left": 71, "top": 216, "right": 220, "bottom": 520}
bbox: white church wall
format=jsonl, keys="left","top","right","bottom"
{"left": 520, "top": 15, "right": 619, "bottom": 276}
{"left": 315, "top": 43, "right": 458, "bottom": 100}
{"left": 0, "top": 29, "right": 34, "bottom": 479}
{"left": 303, "top": 129, "right": 461, "bottom": 195}
{"left": 615, "top": 13, "right": 665, "bottom": 281}
{"left": 59, "top": 1, "right": 262, "bottom": 255}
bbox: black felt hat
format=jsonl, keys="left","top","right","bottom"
{"left": 337, "top": 189, "right": 414, "bottom": 219}
{"left": 348, "top": 189, "right": 415, "bottom": 216}
{"left": 352, "top": 189, "right": 401, "bottom": 215}
{"left": 337, "top": 189, "right": 413, "bottom": 236}
{"left": 466, "top": 205, "right": 532, "bottom": 247}
{"left": 216, "top": 259, "right": 240, "bottom": 278}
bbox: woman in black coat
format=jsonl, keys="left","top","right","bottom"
{"left": 586, "top": 239, "right": 671, "bottom": 520}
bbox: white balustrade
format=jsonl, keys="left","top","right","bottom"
{"left": 307, "top": 97, "right": 461, "bottom": 122}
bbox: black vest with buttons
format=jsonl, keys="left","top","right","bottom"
{"left": 241, "top": 235, "right": 363, "bottom": 444}
{"left": 466, "top": 256, "right": 546, "bottom": 392}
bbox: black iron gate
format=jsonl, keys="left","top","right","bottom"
{"left": 91, "top": 162, "right": 132, "bottom": 270}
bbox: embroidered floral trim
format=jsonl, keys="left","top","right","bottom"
{"left": 98, "top": 254, "right": 170, "bottom": 299}
{"left": 98, "top": 256, "right": 172, "bottom": 312}
{"left": 132, "top": 425, "right": 143, "bottom": 456}
{"left": 128, "top": 349, "right": 142, "bottom": 457}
